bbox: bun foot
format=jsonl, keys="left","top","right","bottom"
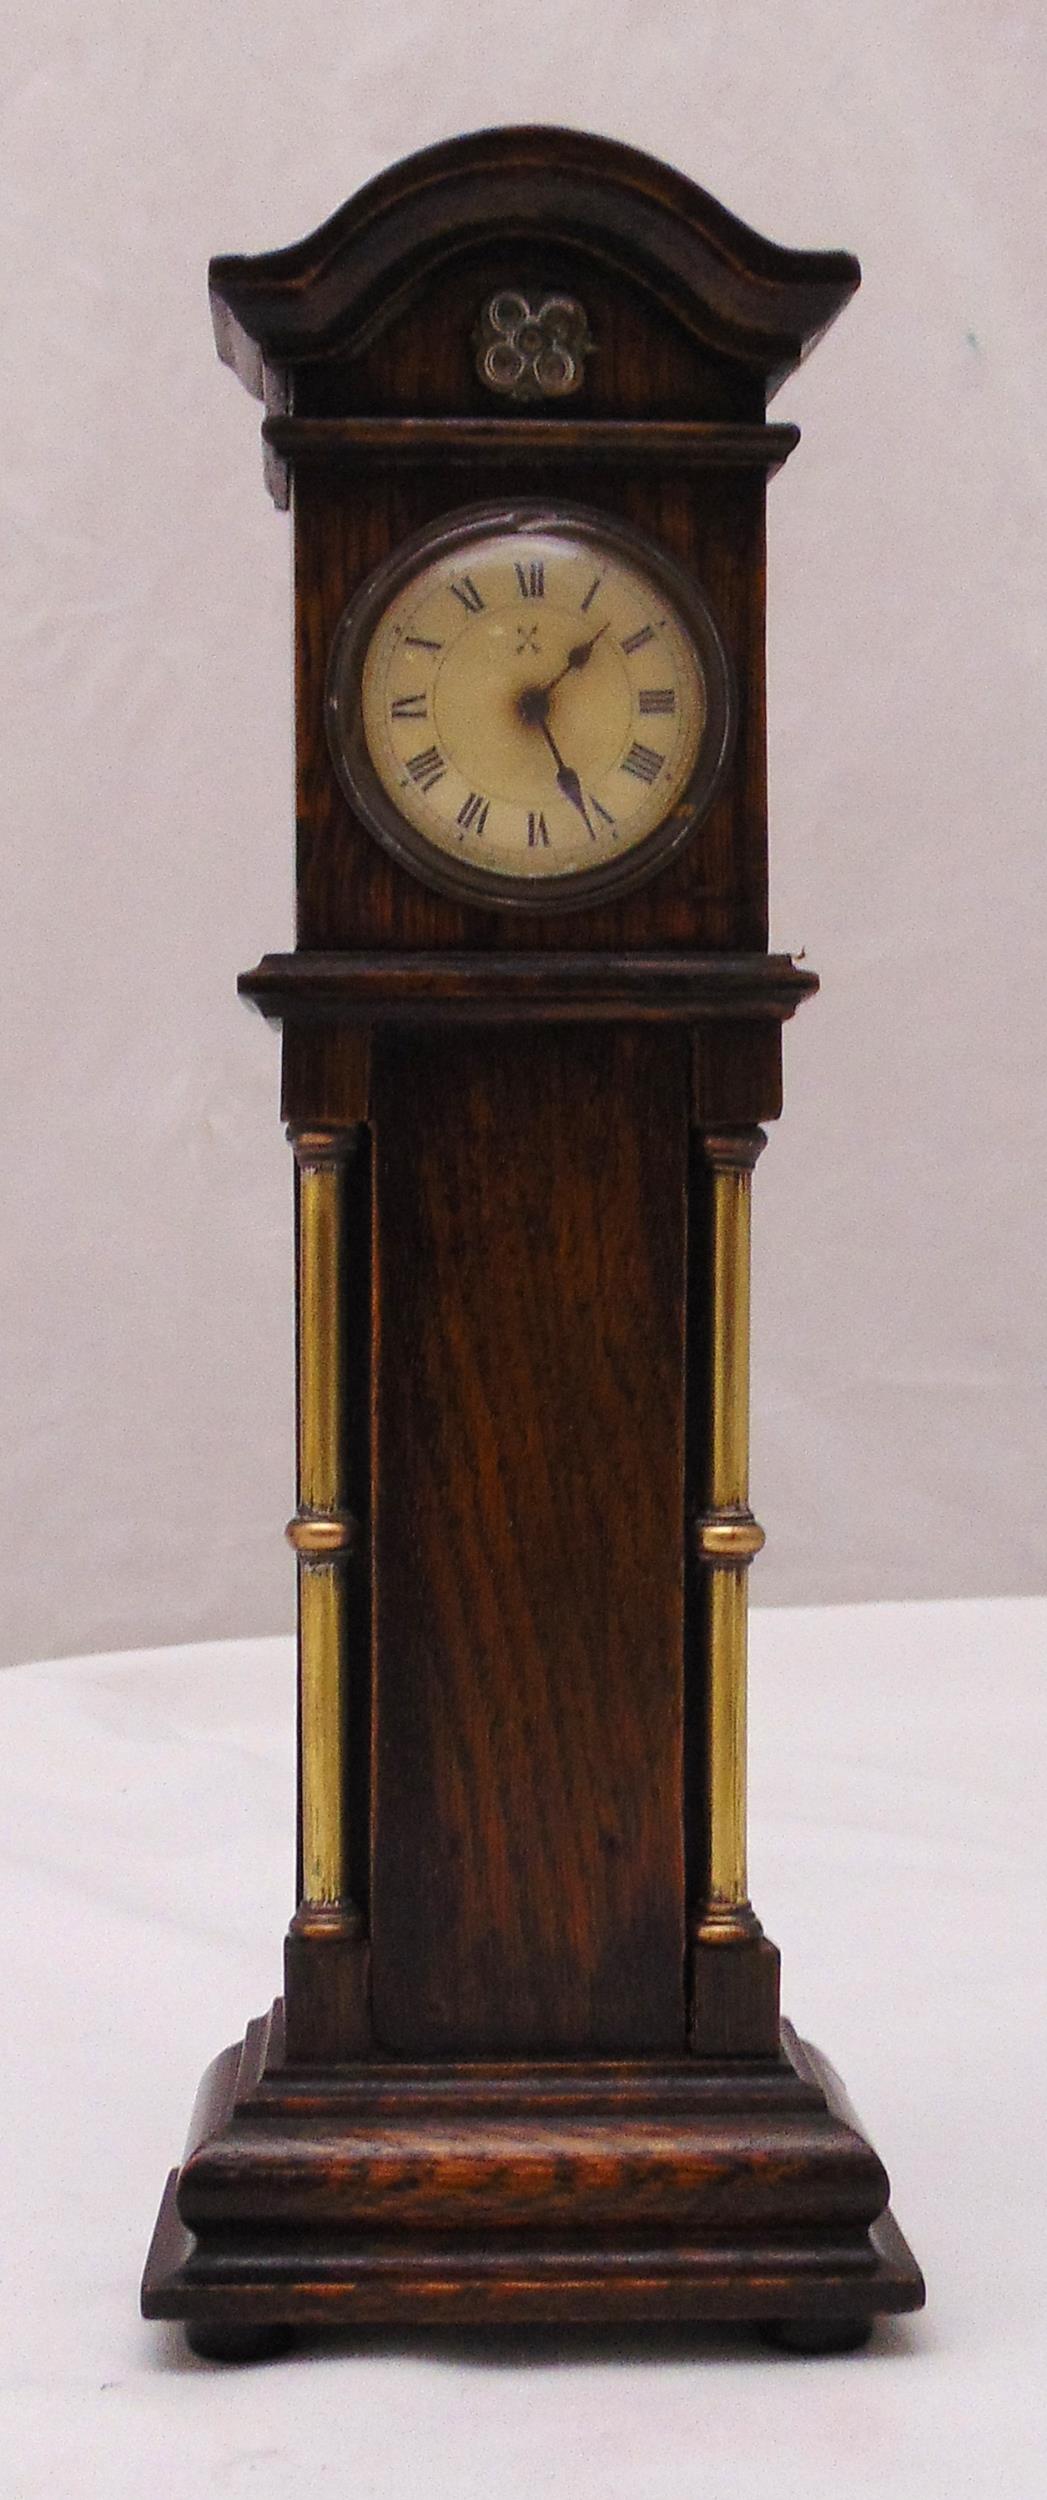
{"left": 761, "top": 2314, "right": 873, "bottom": 2355}
{"left": 186, "top": 2320, "right": 295, "bottom": 2364}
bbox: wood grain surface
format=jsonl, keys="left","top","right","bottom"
{"left": 208, "top": 126, "right": 859, "bottom": 406}
{"left": 370, "top": 1025, "right": 689, "bottom": 2053}
{"left": 139, "top": 135, "right": 919, "bottom": 2358}
{"left": 142, "top": 2017, "right": 923, "bottom": 2345}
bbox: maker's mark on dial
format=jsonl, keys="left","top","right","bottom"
{"left": 474, "top": 291, "right": 594, "bottom": 402}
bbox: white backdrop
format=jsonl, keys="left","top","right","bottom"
{"left": 3, "top": 3, "right": 1044, "bottom": 1667}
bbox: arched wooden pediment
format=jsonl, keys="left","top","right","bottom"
{"left": 210, "top": 125, "right": 859, "bottom": 410}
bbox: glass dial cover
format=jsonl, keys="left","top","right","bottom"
{"left": 325, "top": 503, "right": 734, "bottom": 909}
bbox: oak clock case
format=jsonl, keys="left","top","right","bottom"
{"left": 325, "top": 501, "right": 735, "bottom": 908}
{"left": 142, "top": 127, "right": 924, "bottom": 2360}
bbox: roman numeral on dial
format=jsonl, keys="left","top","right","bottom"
{"left": 621, "top": 624, "right": 656, "bottom": 656}
{"left": 390, "top": 692, "right": 428, "bottom": 720}
{"left": 404, "top": 745, "right": 446, "bottom": 791}
{"left": 404, "top": 634, "right": 443, "bottom": 652}
{"left": 620, "top": 741, "right": 664, "bottom": 784}
{"left": 514, "top": 559, "right": 545, "bottom": 598}
{"left": 638, "top": 688, "right": 675, "bottom": 715}
{"left": 457, "top": 791, "right": 490, "bottom": 836}
{"left": 589, "top": 794, "right": 616, "bottom": 830}
{"left": 450, "top": 575, "right": 485, "bottom": 614}
{"left": 527, "top": 811, "right": 550, "bottom": 848}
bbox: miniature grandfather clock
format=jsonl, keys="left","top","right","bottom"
{"left": 143, "top": 128, "right": 924, "bottom": 2356}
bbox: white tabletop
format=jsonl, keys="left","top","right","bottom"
{"left": 2, "top": 1597, "right": 1044, "bottom": 2497}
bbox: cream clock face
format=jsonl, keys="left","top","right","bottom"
{"left": 326, "top": 504, "right": 734, "bottom": 909}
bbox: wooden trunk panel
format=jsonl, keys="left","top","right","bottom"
{"left": 370, "top": 1026, "right": 689, "bottom": 2054}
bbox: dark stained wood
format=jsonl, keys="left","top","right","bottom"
{"left": 274, "top": 979, "right": 795, "bottom": 1143}
{"left": 208, "top": 127, "right": 859, "bottom": 408}
{"left": 244, "top": 948, "right": 819, "bottom": 1026}
{"left": 689, "top": 1932, "right": 782, "bottom": 2056}
{"left": 186, "top": 2319, "right": 294, "bottom": 2364}
{"left": 283, "top": 1916, "right": 370, "bottom": 2067}
{"left": 761, "top": 2316, "right": 874, "bottom": 2354}
{"left": 289, "top": 461, "right": 770, "bottom": 952}
{"left": 289, "top": 247, "right": 764, "bottom": 427}
{"left": 206, "top": 130, "right": 860, "bottom": 951}
{"left": 279, "top": 1023, "right": 370, "bottom": 1126}
{"left": 211, "top": 134, "right": 839, "bottom": 956}
{"left": 142, "top": 2014, "right": 924, "bottom": 2335}
{"left": 369, "top": 1027, "right": 688, "bottom": 2053}
{"left": 261, "top": 417, "right": 799, "bottom": 508}
{"left": 692, "top": 1018, "right": 784, "bottom": 1126}
{"left": 143, "top": 134, "right": 922, "bottom": 2356}
{"left": 258, "top": 253, "right": 776, "bottom": 501}
{"left": 265, "top": 417, "right": 800, "bottom": 463}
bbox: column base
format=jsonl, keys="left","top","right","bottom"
{"left": 689, "top": 1911, "right": 781, "bottom": 2055}
{"left": 284, "top": 1909, "right": 370, "bottom": 2062}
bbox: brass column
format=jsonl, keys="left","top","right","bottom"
{"left": 286, "top": 1126, "right": 362, "bottom": 1930}
{"left": 694, "top": 1128, "right": 766, "bottom": 1945}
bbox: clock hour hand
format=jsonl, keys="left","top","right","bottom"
{"left": 539, "top": 620, "right": 611, "bottom": 698}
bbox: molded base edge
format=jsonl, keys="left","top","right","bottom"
{"left": 142, "top": 2013, "right": 924, "bottom": 2344}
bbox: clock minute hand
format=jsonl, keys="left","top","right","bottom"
{"left": 534, "top": 713, "right": 597, "bottom": 840}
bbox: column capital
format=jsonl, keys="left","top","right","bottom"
{"left": 287, "top": 1123, "right": 361, "bottom": 1167}
{"left": 699, "top": 1127, "right": 767, "bottom": 1173}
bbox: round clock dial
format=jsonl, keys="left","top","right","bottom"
{"left": 326, "top": 504, "right": 734, "bottom": 909}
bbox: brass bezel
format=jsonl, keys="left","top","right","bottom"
{"left": 324, "top": 499, "right": 736, "bottom": 913}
